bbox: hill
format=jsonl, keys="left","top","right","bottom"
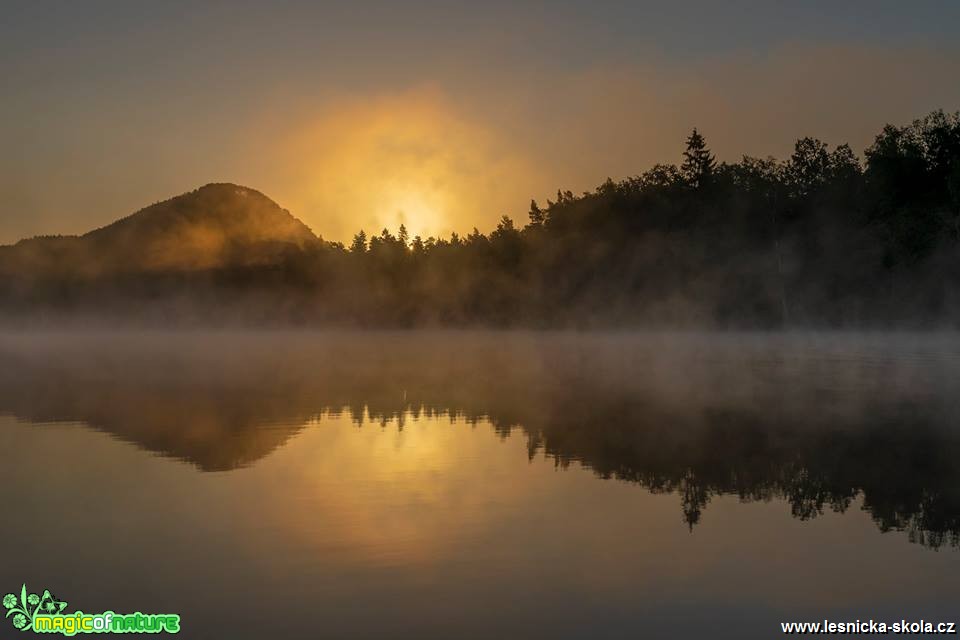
{"left": 0, "top": 183, "right": 320, "bottom": 279}
{"left": 1, "top": 109, "right": 958, "bottom": 327}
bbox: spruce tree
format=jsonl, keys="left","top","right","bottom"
{"left": 681, "top": 128, "right": 716, "bottom": 188}
{"left": 349, "top": 230, "right": 367, "bottom": 253}
{"left": 528, "top": 199, "right": 545, "bottom": 226}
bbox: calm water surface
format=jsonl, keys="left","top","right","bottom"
{"left": 1, "top": 331, "right": 958, "bottom": 638}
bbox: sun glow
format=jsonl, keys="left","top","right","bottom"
{"left": 379, "top": 188, "right": 445, "bottom": 240}
{"left": 274, "top": 89, "right": 541, "bottom": 243}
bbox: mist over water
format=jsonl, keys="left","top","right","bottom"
{"left": 0, "top": 330, "right": 958, "bottom": 638}
{"left": 4, "top": 2, "right": 960, "bottom": 637}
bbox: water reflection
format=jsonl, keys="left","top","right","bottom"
{"left": 2, "top": 331, "right": 959, "bottom": 549}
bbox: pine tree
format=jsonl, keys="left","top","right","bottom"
{"left": 681, "top": 128, "right": 716, "bottom": 188}
{"left": 349, "top": 230, "right": 367, "bottom": 253}
{"left": 528, "top": 199, "right": 545, "bottom": 226}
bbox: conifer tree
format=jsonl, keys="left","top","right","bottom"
{"left": 350, "top": 230, "right": 367, "bottom": 253}
{"left": 681, "top": 128, "right": 716, "bottom": 188}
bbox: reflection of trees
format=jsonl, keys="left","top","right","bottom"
{"left": 519, "top": 407, "right": 960, "bottom": 547}
{"left": 1, "top": 332, "right": 958, "bottom": 547}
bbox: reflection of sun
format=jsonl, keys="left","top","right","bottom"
{"left": 245, "top": 412, "right": 549, "bottom": 565}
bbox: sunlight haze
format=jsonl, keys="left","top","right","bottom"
{"left": 2, "top": 1, "right": 960, "bottom": 243}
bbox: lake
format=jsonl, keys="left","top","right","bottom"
{"left": 1, "top": 331, "right": 958, "bottom": 638}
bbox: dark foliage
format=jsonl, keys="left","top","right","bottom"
{"left": 2, "top": 110, "right": 960, "bottom": 327}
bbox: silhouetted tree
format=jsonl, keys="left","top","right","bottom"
{"left": 528, "top": 199, "right": 545, "bottom": 226}
{"left": 349, "top": 230, "right": 367, "bottom": 253}
{"left": 681, "top": 128, "right": 716, "bottom": 188}
{"left": 786, "top": 137, "right": 831, "bottom": 198}
{"left": 4, "top": 110, "right": 960, "bottom": 329}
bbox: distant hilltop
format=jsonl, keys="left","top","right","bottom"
{"left": 2, "top": 110, "right": 960, "bottom": 328}
{"left": 0, "top": 183, "right": 320, "bottom": 278}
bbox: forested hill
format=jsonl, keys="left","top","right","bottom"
{"left": 2, "top": 110, "right": 959, "bottom": 328}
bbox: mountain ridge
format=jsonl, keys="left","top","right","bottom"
{"left": 0, "top": 183, "right": 320, "bottom": 278}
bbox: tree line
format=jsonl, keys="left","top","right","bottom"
{"left": 278, "top": 109, "right": 959, "bottom": 327}
{"left": 4, "top": 109, "right": 960, "bottom": 327}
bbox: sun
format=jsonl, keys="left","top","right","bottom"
{"left": 380, "top": 188, "right": 446, "bottom": 240}
{"left": 276, "top": 89, "right": 540, "bottom": 244}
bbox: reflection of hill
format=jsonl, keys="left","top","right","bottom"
{"left": 0, "top": 334, "right": 314, "bottom": 471}
{"left": 1, "top": 331, "right": 959, "bottom": 546}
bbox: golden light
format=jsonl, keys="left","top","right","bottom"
{"left": 273, "top": 88, "right": 542, "bottom": 243}
{"left": 379, "top": 188, "right": 445, "bottom": 240}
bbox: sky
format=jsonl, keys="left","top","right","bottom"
{"left": 2, "top": 0, "right": 960, "bottom": 244}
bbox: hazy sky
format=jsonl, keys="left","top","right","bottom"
{"left": 3, "top": 0, "right": 960, "bottom": 243}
